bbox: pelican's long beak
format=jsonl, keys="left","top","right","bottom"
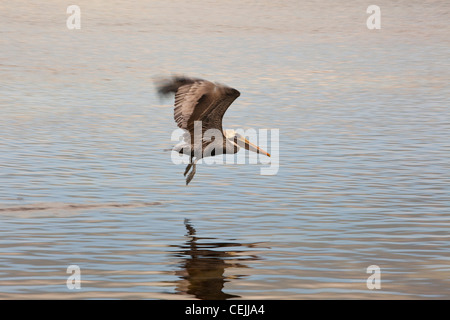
{"left": 236, "top": 135, "right": 271, "bottom": 157}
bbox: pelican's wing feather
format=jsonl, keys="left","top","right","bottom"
{"left": 157, "top": 76, "right": 240, "bottom": 133}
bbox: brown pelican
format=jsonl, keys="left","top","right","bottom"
{"left": 157, "top": 76, "right": 270, "bottom": 185}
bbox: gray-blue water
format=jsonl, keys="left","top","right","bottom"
{"left": 0, "top": 0, "right": 449, "bottom": 299}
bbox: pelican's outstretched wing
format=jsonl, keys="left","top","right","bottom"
{"left": 157, "top": 76, "right": 240, "bottom": 134}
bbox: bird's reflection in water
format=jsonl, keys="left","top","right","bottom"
{"left": 173, "top": 219, "right": 259, "bottom": 300}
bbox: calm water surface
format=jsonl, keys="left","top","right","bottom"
{"left": 0, "top": 0, "right": 449, "bottom": 299}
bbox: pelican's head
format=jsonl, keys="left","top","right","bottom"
{"left": 224, "top": 129, "right": 271, "bottom": 157}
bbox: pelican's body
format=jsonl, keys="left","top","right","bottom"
{"left": 157, "top": 76, "right": 270, "bottom": 184}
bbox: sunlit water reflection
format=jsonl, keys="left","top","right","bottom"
{"left": 0, "top": 0, "right": 449, "bottom": 299}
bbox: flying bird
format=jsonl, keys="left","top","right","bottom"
{"left": 157, "top": 76, "right": 270, "bottom": 185}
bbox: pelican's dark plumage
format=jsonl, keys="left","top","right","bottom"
{"left": 157, "top": 76, "right": 269, "bottom": 185}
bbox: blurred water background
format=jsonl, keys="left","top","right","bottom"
{"left": 0, "top": 0, "right": 449, "bottom": 298}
